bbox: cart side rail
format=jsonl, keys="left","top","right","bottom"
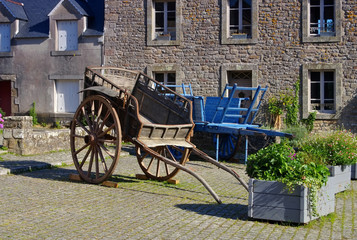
{"left": 132, "top": 73, "right": 194, "bottom": 126}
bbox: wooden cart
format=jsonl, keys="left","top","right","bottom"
{"left": 70, "top": 66, "right": 249, "bottom": 203}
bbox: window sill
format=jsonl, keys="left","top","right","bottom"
{"left": 221, "top": 37, "right": 258, "bottom": 45}
{"left": 302, "top": 35, "right": 341, "bottom": 43}
{"left": 50, "top": 50, "right": 81, "bottom": 56}
{"left": 0, "top": 51, "right": 13, "bottom": 58}
{"left": 311, "top": 112, "right": 339, "bottom": 120}
{"left": 147, "top": 39, "right": 180, "bottom": 46}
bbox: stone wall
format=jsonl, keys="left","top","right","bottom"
{"left": 2, "top": 116, "right": 70, "bottom": 155}
{"left": 104, "top": 0, "right": 357, "bottom": 132}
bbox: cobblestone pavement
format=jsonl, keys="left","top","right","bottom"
{"left": 0, "top": 148, "right": 356, "bottom": 239}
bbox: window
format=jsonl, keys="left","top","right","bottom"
{"left": 221, "top": 64, "right": 257, "bottom": 96}
{"left": 302, "top": 0, "right": 341, "bottom": 42}
{"left": 310, "top": 71, "right": 334, "bottom": 112}
{"left": 0, "top": 23, "right": 11, "bottom": 52}
{"left": 228, "top": 71, "right": 252, "bottom": 99}
{"left": 222, "top": 0, "right": 258, "bottom": 45}
{"left": 302, "top": 63, "right": 342, "bottom": 119}
{"left": 155, "top": 1, "right": 176, "bottom": 40}
{"left": 55, "top": 80, "right": 79, "bottom": 113}
{"left": 154, "top": 72, "right": 176, "bottom": 85}
{"left": 229, "top": 0, "right": 252, "bottom": 38}
{"left": 147, "top": 0, "right": 182, "bottom": 46}
{"left": 57, "top": 21, "right": 78, "bottom": 51}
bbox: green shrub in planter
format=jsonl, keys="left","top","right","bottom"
{"left": 298, "top": 130, "right": 357, "bottom": 166}
{"left": 246, "top": 141, "right": 330, "bottom": 216}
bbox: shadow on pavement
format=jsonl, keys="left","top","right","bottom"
{"left": 175, "top": 203, "right": 248, "bottom": 220}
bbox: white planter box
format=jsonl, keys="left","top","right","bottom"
{"left": 248, "top": 179, "right": 335, "bottom": 224}
{"left": 327, "top": 165, "right": 351, "bottom": 193}
{"left": 351, "top": 163, "right": 357, "bottom": 180}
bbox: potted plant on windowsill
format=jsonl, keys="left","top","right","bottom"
{"left": 156, "top": 33, "right": 171, "bottom": 41}
{"left": 246, "top": 142, "right": 333, "bottom": 224}
{"left": 299, "top": 130, "right": 356, "bottom": 190}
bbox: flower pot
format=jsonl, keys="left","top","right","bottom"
{"left": 327, "top": 165, "right": 351, "bottom": 193}
{"left": 248, "top": 179, "right": 335, "bottom": 224}
{"left": 351, "top": 163, "right": 357, "bottom": 180}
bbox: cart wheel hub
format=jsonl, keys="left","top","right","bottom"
{"left": 84, "top": 134, "right": 96, "bottom": 144}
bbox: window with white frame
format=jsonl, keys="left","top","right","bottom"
{"left": 57, "top": 21, "right": 78, "bottom": 51}
{"left": 154, "top": 72, "right": 176, "bottom": 91}
{"left": 147, "top": 0, "right": 181, "bottom": 46}
{"left": 302, "top": 0, "right": 341, "bottom": 42}
{"left": 154, "top": 1, "right": 176, "bottom": 40}
{"left": 302, "top": 63, "right": 342, "bottom": 119}
{"left": 228, "top": 71, "right": 252, "bottom": 99}
{"left": 229, "top": 0, "right": 252, "bottom": 38}
{"left": 310, "top": 71, "right": 334, "bottom": 112}
{"left": 309, "top": 0, "right": 335, "bottom": 36}
{"left": 221, "top": 0, "right": 258, "bottom": 45}
{"left": 0, "top": 23, "right": 11, "bottom": 52}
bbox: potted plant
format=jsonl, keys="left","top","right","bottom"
{"left": 156, "top": 32, "right": 171, "bottom": 41}
{"left": 246, "top": 141, "right": 333, "bottom": 223}
{"left": 298, "top": 130, "right": 357, "bottom": 190}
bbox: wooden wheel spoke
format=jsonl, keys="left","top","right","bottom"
{"left": 99, "top": 110, "right": 111, "bottom": 132}
{"left": 146, "top": 156, "right": 155, "bottom": 172}
{"left": 156, "top": 159, "right": 160, "bottom": 177}
{"left": 164, "top": 162, "right": 170, "bottom": 175}
{"left": 97, "top": 145, "right": 109, "bottom": 173}
{"left": 79, "top": 146, "right": 92, "bottom": 169}
{"left": 87, "top": 148, "right": 95, "bottom": 177}
{"left": 95, "top": 148, "right": 99, "bottom": 179}
{"left": 82, "top": 106, "right": 94, "bottom": 132}
{"left": 70, "top": 133, "right": 85, "bottom": 139}
{"left": 98, "top": 142, "right": 115, "bottom": 160}
{"left": 98, "top": 139, "right": 117, "bottom": 144}
{"left": 76, "top": 117, "right": 91, "bottom": 135}
{"left": 74, "top": 142, "right": 91, "bottom": 156}
{"left": 98, "top": 124, "right": 116, "bottom": 138}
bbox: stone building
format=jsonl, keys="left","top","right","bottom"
{"left": 104, "top": 0, "right": 357, "bottom": 132}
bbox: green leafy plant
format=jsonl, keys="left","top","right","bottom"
{"left": 29, "top": 102, "right": 38, "bottom": 125}
{"left": 268, "top": 96, "right": 284, "bottom": 129}
{"left": 301, "top": 111, "right": 317, "bottom": 132}
{"left": 0, "top": 107, "right": 5, "bottom": 118}
{"left": 53, "top": 121, "right": 61, "bottom": 129}
{"left": 282, "top": 80, "right": 300, "bottom": 127}
{"left": 246, "top": 141, "right": 330, "bottom": 216}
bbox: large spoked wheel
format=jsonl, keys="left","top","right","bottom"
{"left": 136, "top": 145, "right": 189, "bottom": 181}
{"left": 213, "top": 134, "right": 240, "bottom": 161}
{"left": 70, "top": 95, "right": 122, "bottom": 184}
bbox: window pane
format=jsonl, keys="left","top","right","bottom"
{"left": 167, "top": 12, "right": 176, "bottom": 28}
{"left": 167, "top": 73, "right": 176, "bottom": 84}
{"left": 242, "top": 9, "right": 251, "bottom": 25}
{"left": 230, "top": 0, "right": 239, "bottom": 8}
{"left": 310, "top": 6, "right": 320, "bottom": 23}
{"left": 230, "top": 27, "right": 239, "bottom": 35}
{"left": 155, "top": 12, "right": 164, "bottom": 29}
{"left": 311, "top": 83, "right": 320, "bottom": 99}
{"left": 243, "top": 0, "right": 252, "bottom": 8}
{"left": 154, "top": 73, "right": 164, "bottom": 83}
{"left": 230, "top": 10, "right": 239, "bottom": 26}
{"left": 310, "top": 72, "right": 320, "bottom": 81}
{"left": 155, "top": 2, "right": 164, "bottom": 11}
{"left": 324, "top": 82, "right": 334, "bottom": 99}
{"left": 324, "top": 71, "right": 334, "bottom": 81}
{"left": 324, "top": 0, "right": 334, "bottom": 5}
{"left": 167, "top": 2, "right": 175, "bottom": 11}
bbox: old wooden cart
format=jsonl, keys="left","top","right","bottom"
{"left": 70, "top": 66, "right": 251, "bottom": 203}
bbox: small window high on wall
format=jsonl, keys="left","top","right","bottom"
{"left": 57, "top": 21, "right": 78, "bottom": 51}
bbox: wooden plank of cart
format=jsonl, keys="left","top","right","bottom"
{"left": 70, "top": 66, "right": 251, "bottom": 203}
